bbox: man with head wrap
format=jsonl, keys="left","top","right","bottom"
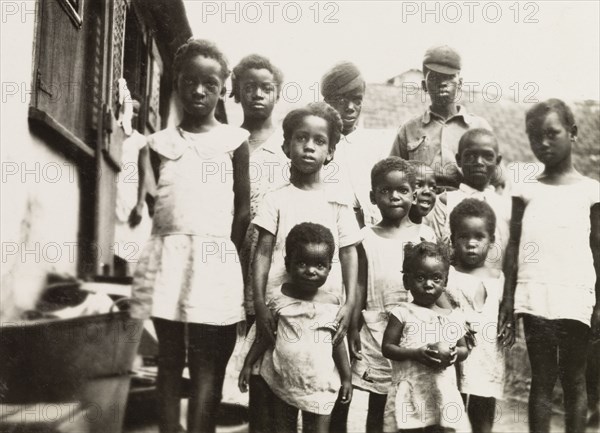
{"left": 321, "top": 62, "right": 392, "bottom": 228}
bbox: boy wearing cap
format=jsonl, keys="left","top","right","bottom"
{"left": 389, "top": 45, "right": 493, "bottom": 189}
{"left": 322, "top": 61, "right": 392, "bottom": 227}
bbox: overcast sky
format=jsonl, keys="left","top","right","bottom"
{"left": 184, "top": 0, "right": 599, "bottom": 106}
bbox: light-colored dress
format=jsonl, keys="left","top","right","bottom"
{"left": 383, "top": 303, "right": 470, "bottom": 433}
{"left": 240, "top": 128, "right": 289, "bottom": 316}
{"left": 352, "top": 224, "right": 436, "bottom": 394}
{"left": 131, "top": 125, "right": 249, "bottom": 324}
{"left": 260, "top": 292, "right": 341, "bottom": 415}
{"left": 445, "top": 267, "right": 505, "bottom": 399}
{"left": 426, "top": 183, "right": 511, "bottom": 272}
{"left": 114, "top": 130, "right": 152, "bottom": 264}
{"left": 252, "top": 183, "right": 362, "bottom": 302}
{"left": 247, "top": 184, "right": 362, "bottom": 374}
{"left": 513, "top": 177, "right": 600, "bottom": 326}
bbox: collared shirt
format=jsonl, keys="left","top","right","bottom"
{"left": 390, "top": 105, "right": 492, "bottom": 188}
{"left": 328, "top": 127, "right": 394, "bottom": 226}
{"left": 248, "top": 128, "right": 289, "bottom": 205}
{"left": 425, "top": 182, "right": 511, "bottom": 271}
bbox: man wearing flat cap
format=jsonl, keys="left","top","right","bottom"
{"left": 389, "top": 45, "right": 493, "bottom": 189}
{"left": 321, "top": 61, "right": 392, "bottom": 228}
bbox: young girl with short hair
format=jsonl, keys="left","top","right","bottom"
{"left": 231, "top": 54, "right": 288, "bottom": 326}
{"left": 132, "top": 38, "right": 250, "bottom": 433}
{"left": 239, "top": 222, "right": 352, "bottom": 433}
{"left": 446, "top": 198, "right": 506, "bottom": 433}
{"left": 500, "top": 98, "right": 600, "bottom": 433}
{"left": 248, "top": 101, "right": 361, "bottom": 432}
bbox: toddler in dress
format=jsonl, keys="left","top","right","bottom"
{"left": 382, "top": 242, "right": 470, "bottom": 433}
{"left": 239, "top": 222, "right": 352, "bottom": 433}
{"left": 444, "top": 198, "right": 506, "bottom": 433}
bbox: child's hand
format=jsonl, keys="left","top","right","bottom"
{"left": 464, "top": 322, "right": 477, "bottom": 351}
{"left": 332, "top": 304, "right": 351, "bottom": 346}
{"left": 415, "top": 344, "right": 443, "bottom": 368}
{"left": 448, "top": 345, "right": 458, "bottom": 366}
{"left": 128, "top": 202, "right": 144, "bottom": 228}
{"left": 348, "top": 328, "right": 362, "bottom": 360}
{"left": 497, "top": 301, "right": 516, "bottom": 348}
{"left": 255, "top": 303, "right": 276, "bottom": 344}
{"left": 339, "top": 380, "right": 353, "bottom": 404}
{"left": 238, "top": 364, "right": 252, "bottom": 393}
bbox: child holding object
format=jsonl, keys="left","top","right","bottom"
{"left": 350, "top": 157, "right": 436, "bottom": 433}
{"left": 382, "top": 241, "right": 470, "bottom": 433}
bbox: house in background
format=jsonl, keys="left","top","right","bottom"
{"left": 1, "top": 0, "right": 191, "bottom": 318}
{"left": 386, "top": 68, "right": 424, "bottom": 89}
{"left": 364, "top": 71, "right": 599, "bottom": 180}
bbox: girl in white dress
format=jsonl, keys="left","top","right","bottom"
{"left": 239, "top": 223, "right": 352, "bottom": 433}
{"left": 445, "top": 198, "right": 506, "bottom": 433}
{"left": 382, "top": 242, "right": 470, "bottom": 433}
{"left": 132, "top": 39, "right": 250, "bottom": 433}
{"left": 499, "top": 99, "right": 600, "bottom": 433}
{"left": 249, "top": 102, "right": 361, "bottom": 432}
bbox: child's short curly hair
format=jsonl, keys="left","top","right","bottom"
{"left": 449, "top": 198, "right": 496, "bottom": 239}
{"left": 282, "top": 102, "right": 343, "bottom": 156}
{"left": 231, "top": 54, "right": 284, "bottom": 102}
{"left": 457, "top": 128, "right": 498, "bottom": 156}
{"left": 371, "top": 156, "right": 416, "bottom": 189}
{"left": 402, "top": 241, "right": 451, "bottom": 275}
{"left": 525, "top": 98, "right": 576, "bottom": 134}
{"left": 285, "top": 222, "right": 336, "bottom": 263}
{"left": 173, "top": 38, "right": 230, "bottom": 82}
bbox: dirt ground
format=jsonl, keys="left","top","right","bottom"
{"left": 125, "top": 336, "right": 596, "bottom": 433}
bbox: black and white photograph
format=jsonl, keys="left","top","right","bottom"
{"left": 1, "top": 1, "right": 599, "bottom": 432}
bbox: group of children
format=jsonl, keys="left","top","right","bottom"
{"left": 130, "top": 38, "right": 600, "bottom": 433}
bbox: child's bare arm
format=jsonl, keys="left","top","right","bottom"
{"left": 382, "top": 315, "right": 441, "bottom": 367}
{"left": 245, "top": 336, "right": 272, "bottom": 369}
{"left": 129, "top": 144, "right": 151, "bottom": 227}
{"left": 590, "top": 202, "right": 600, "bottom": 340}
{"left": 348, "top": 243, "right": 367, "bottom": 359}
{"left": 231, "top": 141, "right": 250, "bottom": 252}
{"left": 332, "top": 339, "right": 353, "bottom": 404}
{"left": 450, "top": 336, "right": 469, "bottom": 365}
{"left": 253, "top": 228, "right": 276, "bottom": 343}
{"left": 333, "top": 244, "right": 358, "bottom": 346}
{"left": 498, "top": 196, "right": 525, "bottom": 347}
{"left": 238, "top": 334, "right": 272, "bottom": 393}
